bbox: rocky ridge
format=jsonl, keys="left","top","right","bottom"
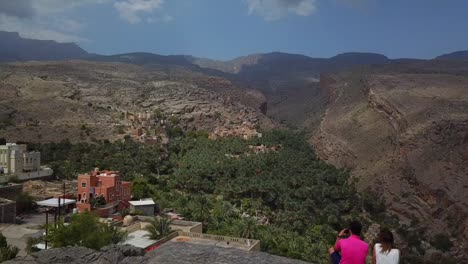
{"left": 0, "top": 61, "right": 273, "bottom": 143}
{"left": 312, "top": 62, "right": 468, "bottom": 257}
{"left": 4, "top": 244, "right": 308, "bottom": 264}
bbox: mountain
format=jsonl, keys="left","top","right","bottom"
{"left": 90, "top": 52, "right": 194, "bottom": 68}
{"left": 313, "top": 60, "right": 468, "bottom": 252}
{"left": 436, "top": 50, "right": 468, "bottom": 61}
{"left": 0, "top": 60, "right": 272, "bottom": 143}
{"left": 191, "top": 52, "right": 391, "bottom": 129}
{"left": 0, "top": 31, "right": 89, "bottom": 62}
{"left": 1, "top": 32, "right": 467, "bottom": 257}
{"left": 328, "top": 52, "right": 389, "bottom": 64}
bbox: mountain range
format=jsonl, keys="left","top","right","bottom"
{"left": 2, "top": 30, "right": 467, "bottom": 73}
{"left": 1, "top": 31, "right": 467, "bottom": 258}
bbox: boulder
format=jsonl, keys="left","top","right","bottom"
{"left": 123, "top": 215, "right": 134, "bottom": 226}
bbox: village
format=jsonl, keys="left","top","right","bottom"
{"left": 0, "top": 142, "right": 260, "bottom": 257}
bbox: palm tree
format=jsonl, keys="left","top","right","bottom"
{"left": 234, "top": 217, "right": 258, "bottom": 239}
{"left": 144, "top": 217, "right": 173, "bottom": 240}
{"left": 190, "top": 195, "right": 211, "bottom": 225}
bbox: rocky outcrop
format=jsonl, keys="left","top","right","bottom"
{"left": 313, "top": 64, "right": 468, "bottom": 258}
{"left": 4, "top": 245, "right": 147, "bottom": 264}
{"left": 0, "top": 61, "right": 274, "bottom": 143}
{"left": 4, "top": 244, "right": 308, "bottom": 264}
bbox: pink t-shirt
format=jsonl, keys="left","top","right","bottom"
{"left": 335, "top": 235, "right": 369, "bottom": 264}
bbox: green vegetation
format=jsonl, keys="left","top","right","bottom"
{"left": 431, "top": 233, "right": 453, "bottom": 252}
{"left": 0, "top": 117, "right": 14, "bottom": 130}
{"left": 26, "top": 237, "right": 43, "bottom": 254}
{"left": 46, "top": 211, "right": 127, "bottom": 250}
{"left": 0, "top": 233, "right": 18, "bottom": 262}
{"left": 33, "top": 130, "right": 393, "bottom": 262}
{"left": 132, "top": 178, "right": 154, "bottom": 200}
{"left": 89, "top": 196, "right": 106, "bottom": 208}
{"left": 29, "top": 139, "right": 172, "bottom": 180}
{"left": 169, "top": 115, "right": 180, "bottom": 125}
{"left": 153, "top": 109, "right": 165, "bottom": 119}
{"left": 144, "top": 217, "right": 173, "bottom": 240}
{"left": 16, "top": 192, "right": 36, "bottom": 214}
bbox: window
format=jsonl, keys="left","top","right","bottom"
{"left": 81, "top": 181, "right": 87, "bottom": 188}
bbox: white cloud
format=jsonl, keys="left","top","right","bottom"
{"left": 31, "top": 0, "right": 111, "bottom": 15}
{"left": 56, "top": 19, "right": 85, "bottom": 32}
{"left": 0, "top": 0, "right": 34, "bottom": 18}
{"left": 114, "top": 0, "right": 164, "bottom": 24}
{"left": 0, "top": 0, "right": 108, "bottom": 43}
{"left": 0, "top": 14, "right": 89, "bottom": 43}
{"left": 246, "top": 0, "right": 317, "bottom": 21}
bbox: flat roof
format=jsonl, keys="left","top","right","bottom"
{"left": 129, "top": 199, "right": 155, "bottom": 206}
{"left": 123, "top": 230, "right": 156, "bottom": 249}
{"left": 37, "top": 198, "right": 76, "bottom": 207}
{"left": 167, "top": 236, "right": 250, "bottom": 250}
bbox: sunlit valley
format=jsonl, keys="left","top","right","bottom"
{"left": 0, "top": 1, "right": 467, "bottom": 264}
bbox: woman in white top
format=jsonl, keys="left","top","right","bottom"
{"left": 372, "top": 228, "right": 400, "bottom": 264}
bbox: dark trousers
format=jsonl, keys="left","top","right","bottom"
{"left": 330, "top": 252, "right": 341, "bottom": 264}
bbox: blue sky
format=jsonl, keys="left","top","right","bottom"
{"left": 1, "top": 0, "right": 467, "bottom": 60}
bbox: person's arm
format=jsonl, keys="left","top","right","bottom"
{"left": 372, "top": 244, "right": 377, "bottom": 264}
{"left": 334, "top": 229, "right": 347, "bottom": 252}
{"left": 396, "top": 249, "right": 400, "bottom": 264}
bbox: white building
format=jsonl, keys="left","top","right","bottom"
{"left": 0, "top": 143, "right": 52, "bottom": 182}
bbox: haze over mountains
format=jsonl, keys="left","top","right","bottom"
{"left": 1, "top": 30, "right": 467, "bottom": 68}
{"left": 1, "top": 31, "right": 468, "bottom": 259}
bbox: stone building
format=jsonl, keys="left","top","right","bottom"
{"left": 0, "top": 143, "right": 40, "bottom": 174}
{"left": 129, "top": 198, "right": 155, "bottom": 216}
{"left": 0, "top": 143, "right": 52, "bottom": 182}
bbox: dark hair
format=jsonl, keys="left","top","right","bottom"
{"left": 349, "top": 221, "right": 362, "bottom": 235}
{"left": 379, "top": 228, "right": 394, "bottom": 254}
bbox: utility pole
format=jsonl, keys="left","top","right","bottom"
{"left": 58, "top": 195, "right": 61, "bottom": 221}
{"left": 45, "top": 209, "right": 49, "bottom": 249}
{"left": 63, "top": 182, "right": 66, "bottom": 213}
{"left": 58, "top": 183, "right": 65, "bottom": 221}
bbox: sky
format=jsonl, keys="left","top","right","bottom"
{"left": 0, "top": 0, "right": 467, "bottom": 60}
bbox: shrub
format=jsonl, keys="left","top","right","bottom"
{"left": 9, "top": 175, "right": 20, "bottom": 183}
{"left": 16, "top": 192, "right": 36, "bottom": 213}
{"left": 0, "top": 233, "right": 18, "bottom": 262}
{"left": 26, "top": 237, "right": 42, "bottom": 254}
{"left": 431, "top": 233, "right": 453, "bottom": 252}
{"left": 46, "top": 211, "right": 127, "bottom": 250}
{"left": 169, "top": 116, "right": 180, "bottom": 125}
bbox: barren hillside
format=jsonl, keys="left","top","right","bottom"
{"left": 0, "top": 61, "right": 273, "bottom": 143}
{"left": 312, "top": 61, "right": 468, "bottom": 256}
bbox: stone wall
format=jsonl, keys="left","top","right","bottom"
{"left": 0, "top": 198, "right": 16, "bottom": 223}
{"left": 130, "top": 204, "right": 154, "bottom": 216}
{"left": 0, "top": 183, "right": 23, "bottom": 200}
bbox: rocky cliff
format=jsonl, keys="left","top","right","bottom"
{"left": 5, "top": 244, "right": 308, "bottom": 264}
{"left": 312, "top": 61, "right": 468, "bottom": 257}
{"left": 0, "top": 61, "right": 273, "bottom": 143}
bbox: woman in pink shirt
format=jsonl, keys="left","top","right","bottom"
{"left": 329, "top": 221, "right": 369, "bottom": 264}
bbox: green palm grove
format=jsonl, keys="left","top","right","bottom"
{"left": 32, "top": 129, "right": 395, "bottom": 263}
